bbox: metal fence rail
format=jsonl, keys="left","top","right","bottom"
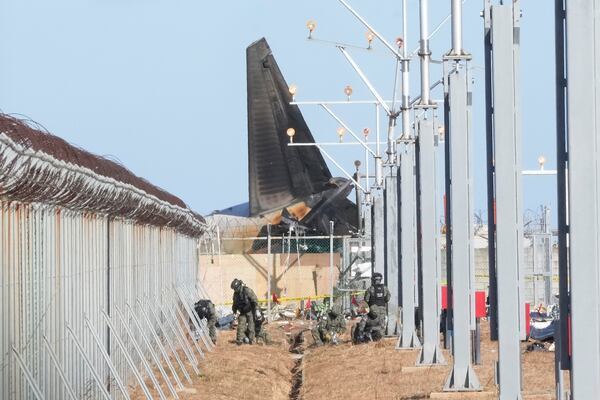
{"left": 1, "top": 200, "right": 209, "bottom": 400}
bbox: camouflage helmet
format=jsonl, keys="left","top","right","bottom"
{"left": 230, "top": 278, "right": 243, "bottom": 291}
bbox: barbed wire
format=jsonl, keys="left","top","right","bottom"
{"left": 0, "top": 114, "right": 206, "bottom": 237}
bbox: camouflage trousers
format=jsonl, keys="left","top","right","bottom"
{"left": 206, "top": 315, "right": 217, "bottom": 344}
{"left": 237, "top": 312, "right": 255, "bottom": 344}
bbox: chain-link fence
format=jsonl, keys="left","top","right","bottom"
{"left": 198, "top": 234, "right": 352, "bottom": 314}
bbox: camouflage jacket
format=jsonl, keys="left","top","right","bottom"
{"left": 320, "top": 312, "right": 346, "bottom": 334}
{"left": 232, "top": 285, "right": 258, "bottom": 314}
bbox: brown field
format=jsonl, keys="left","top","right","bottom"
{"left": 131, "top": 319, "right": 566, "bottom": 399}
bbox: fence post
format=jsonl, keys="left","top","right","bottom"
{"left": 329, "top": 221, "right": 335, "bottom": 304}
{"left": 267, "top": 224, "right": 272, "bottom": 320}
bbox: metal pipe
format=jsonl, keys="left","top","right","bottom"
{"left": 329, "top": 221, "right": 335, "bottom": 303}
{"left": 267, "top": 224, "right": 272, "bottom": 321}
{"left": 451, "top": 0, "right": 463, "bottom": 55}
{"left": 316, "top": 145, "right": 368, "bottom": 193}
{"left": 339, "top": 47, "right": 392, "bottom": 116}
{"left": 419, "top": 0, "right": 431, "bottom": 105}
{"left": 320, "top": 104, "right": 378, "bottom": 156}
{"left": 337, "top": 0, "right": 404, "bottom": 60}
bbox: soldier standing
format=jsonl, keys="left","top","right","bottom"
{"left": 231, "top": 278, "right": 260, "bottom": 345}
{"left": 311, "top": 305, "right": 346, "bottom": 346}
{"left": 193, "top": 299, "right": 217, "bottom": 344}
{"left": 364, "top": 272, "right": 391, "bottom": 320}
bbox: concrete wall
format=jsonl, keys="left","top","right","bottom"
{"left": 199, "top": 253, "right": 340, "bottom": 305}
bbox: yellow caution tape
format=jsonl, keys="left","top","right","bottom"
{"left": 219, "top": 291, "right": 366, "bottom": 306}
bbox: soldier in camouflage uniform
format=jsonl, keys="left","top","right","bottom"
{"left": 231, "top": 278, "right": 260, "bottom": 345}
{"left": 311, "top": 305, "right": 346, "bottom": 346}
{"left": 353, "top": 308, "right": 385, "bottom": 343}
{"left": 193, "top": 299, "right": 217, "bottom": 344}
{"left": 364, "top": 272, "right": 391, "bottom": 321}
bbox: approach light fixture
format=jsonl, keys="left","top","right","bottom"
{"left": 306, "top": 20, "right": 317, "bottom": 38}
{"left": 363, "top": 127, "right": 370, "bottom": 138}
{"left": 538, "top": 154, "right": 546, "bottom": 170}
{"left": 287, "top": 127, "right": 296, "bottom": 143}
{"left": 337, "top": 127, "right": 346, "bottom": 142}
{"left": 344, "top": 85, "right": 353, "bottom": 101}
{"left": 395, "top": 37, "right": 404, "bottom": 48}
{"left": 366, "top": 30, "right": 375, "bottom": 49}
{"left": 288, "top": 84, "right": 297, "bottom": 100}
{"left": 354, "top": 160, "right": 361, "bottom": 169}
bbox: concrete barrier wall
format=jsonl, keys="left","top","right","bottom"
{"left": 199, "top": 253, "right": 340, "bottom": 305}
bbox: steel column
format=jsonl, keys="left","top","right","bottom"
{"left": 384, "top": 173, "right": 400, "bottom": 334}
{"left": 416, "top": 119, "right": 445, "bottom": 365}
{"left": 485, "top": 2, "right": 524, "bottom": 397}
{"left": 372, "top": 193, "right": 385, "bottom": 278}
{"left": 397, "top": 146, "right": 421, "bottom": 349}
{"left": 443, "top": 66, "right": 480, "bottom": 391}
{"left": 565, "top": 1, "right": 600, "bottom": 397}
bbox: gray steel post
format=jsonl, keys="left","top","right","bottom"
{"left": 484, "top": 2, "right": 523, "bottom": 398}
{"left": 565, "top": 1, "right": 600, "bottom": 397}
{"left": 397, "top": 147, "right": 421, "bottom": 349}
{"left": 553, "top": 0, "right": 570, "bottom": 371}
{"left": 483, "top": 1, "right": 498, "bottom": 342}
{"left": 329, "top": 221, "right": 335, "bottom": 303}
{"left": 416, "top": 119, "right": 445, "bottom": 365}
{"left": 384, "top": 173, "right": 400, "bottom": 334}
{"left": 372, "top": 193, "right": 385, "bottom": 278}
{"left": 443, "top": 66, "right": 480, "bottom": 391}
{"left": 267, "top": 224, "right": 272, "bottom": 320}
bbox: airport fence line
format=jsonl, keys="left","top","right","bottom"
{"left": 1, "top": 200, "right": 213, "bottom": 400}
{"left": 0, "top": 117, "right": 213, "bottom": 400}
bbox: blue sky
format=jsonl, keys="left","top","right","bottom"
{"left": 0, "top": 1, "right": 557, "bottom": 223}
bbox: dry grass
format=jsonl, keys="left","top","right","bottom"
{"left": 301, "top": 319, "right": 562, "bottom": 400}
{"left": 131, "top": 325, "right": 294, "bottom": 400}
{"left": 130, "top": 319, "right": 566, "bottom": 400}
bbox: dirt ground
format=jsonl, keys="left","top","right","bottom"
{"left": 130, "top": 323, "right": 295, "bottom": 400}
{"left": 301, "top": 320, "right": 565, "bottom": 400}
{"left": 130, "top": 319, "right": 565, "bottom": 400}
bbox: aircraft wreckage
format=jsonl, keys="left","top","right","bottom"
{"left": 207, "top": 38, "right": 358, "bottom": 238}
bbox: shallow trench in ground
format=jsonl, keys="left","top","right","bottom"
{"left": 130, "top": 320, "right": 562, "bottom": 400}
